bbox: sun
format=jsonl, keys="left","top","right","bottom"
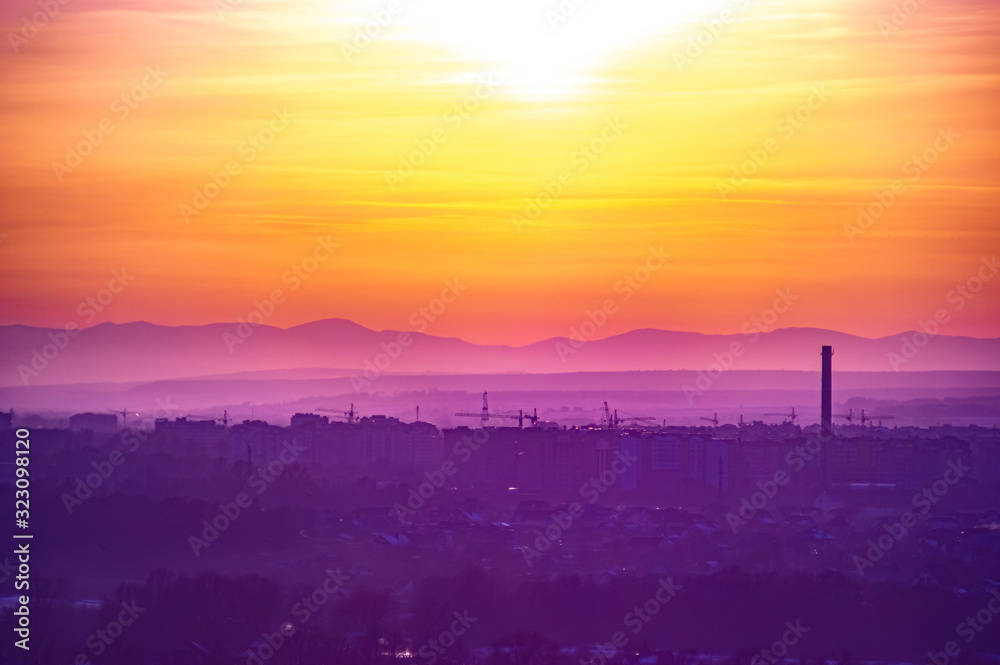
{"left": 373, "top": 0, "right": 735, "bottom": 97}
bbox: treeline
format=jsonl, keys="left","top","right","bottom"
{"left": 3, "top": 567, "right": 999, "bottom": 664}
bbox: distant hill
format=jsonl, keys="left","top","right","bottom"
{"left": 0, "top": 319, "right": 997, "bottom": 386}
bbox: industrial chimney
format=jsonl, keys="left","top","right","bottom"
{"left": 821, "top": 345, "right": 833, "bottom": 439}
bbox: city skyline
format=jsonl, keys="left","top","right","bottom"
{"left": 1, "top": 1, "right": 999, "bottom": 661}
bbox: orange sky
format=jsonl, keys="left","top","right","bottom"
{"left": 0, "top": 0, "right": 998, "bottom": 345}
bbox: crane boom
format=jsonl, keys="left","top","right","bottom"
{"left": 455, "top": 393, "right": 539, "bottom": 428}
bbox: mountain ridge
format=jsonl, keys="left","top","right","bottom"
{"left": 1, "top": 319, "right": 998, "bottom": 387}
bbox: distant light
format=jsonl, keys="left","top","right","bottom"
{"left": 507, "top": 486, "right": 518, "bottom": 491}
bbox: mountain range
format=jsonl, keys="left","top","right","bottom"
{"left": 1, "top": 319, "right": 998, "bottom": 387}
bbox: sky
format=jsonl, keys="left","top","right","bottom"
{"left": 0, "top": 0, "right": 998, "bottom": 346}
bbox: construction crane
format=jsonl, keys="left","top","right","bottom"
{"left": 456, "top": 392, "right": 493, "bottom": 427}
{"left": 602, "top": 402, "right": 655, "bottom": 430}
{"left": 316, "top": 404, "right": 357, "bottom": 424}
{"left": 107, "top": 408, "right": 139, "bottom": 429}
{"left": 498, "top": 409, "right": 540, "bottom": 428}
{"left": 859, "top": 409, "right": 894, "bottom": 427}
{"left": 180, "top": 411, "right": 230, "bottom": 426}
{"left": 836, "top": 408, "right": 855, "bottom": 425}
{"left": 613, "top": 413, "right": 656, "bottom": 428}
{"left": 764, "top": 407, "right": 798, "bottom": 424}
{"left": 517, "top": 408, "right": 540, "bottom": 428}
{"left": 700, "top": 413, "right": 719, "bottom": 426}
{"left": 455, "top": 392, "right": 538, "bottom": 428}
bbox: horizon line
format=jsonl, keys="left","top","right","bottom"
{"left": 2, "top": 318, "right": 999, "bottom": 347}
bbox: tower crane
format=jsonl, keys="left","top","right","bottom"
{"left": 859, "top": 409, "right": 894, "bottom": 427}
{"left": 316, "top": 404, "right": 357, "bottom": 424}
{"left": 618, "top": 415, "right": 656, "bottom": 427}
{"left": 455, "top": 392, "right": 493, "bottom": 427}
{"left": 836, "top": 408, "right": 855, "bottom": 425}
{"left": 107, "top": 408, "right": 139, "bottom": 429}
{"left": 764, "top": 407, "right": 798, "bottom": 424}
{"left": 517, "top": 408, "right": 540, "bottom": 428}
{"left": 700, "top": 413, "right": 719, "bottom": 426}
{"left": 455, "top": 392, "right": 539, "bottom": 428}
{"left": 180, "top": 410, "right": 230, "bottom": 426}
{"left": 602, "top": 402, "right": 655, "bottom": 429}
{"left": 496, "top": 409, "right": 540, "bottom": 428}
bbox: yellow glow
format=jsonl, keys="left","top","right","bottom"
{"left": 355, "top": 0, "right": 734, "bottom": 97}
{"left": 1, "top": 0, "right": 998, "bottom": 343}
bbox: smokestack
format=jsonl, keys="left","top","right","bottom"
{"left": 821, "top": 345, "right": 833, "bottom": 439}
